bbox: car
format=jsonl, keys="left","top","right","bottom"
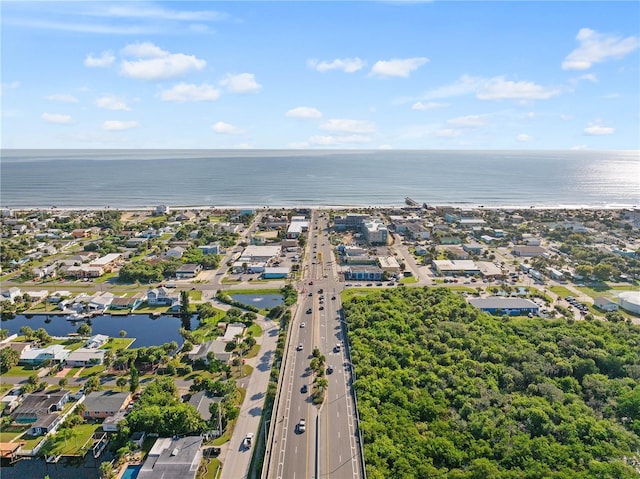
{"left": 297, "top": 343, "right": 303, "bottom": 351}
{"left": 309, "top": 281, "right": 314, "bottom": 285}
{"left": 334, "top": 343, "right": 341, "bottom": 352}
{"left": 297, "top": 418, "right": 306, "bottom": 433}
{"left": 327, "top": 365, "right": 334, "bottom": 374}
{"left": 306, "top": 308, "right": 312, "bottom": 314}
{"left": 300, "top": 322, "right": 306, "bottom": 328}
{"left": 366, "top": 283, "right": 373, "bottom": 287}
{"left": 242, "top": 433, "right": 254, "bottom": 449}
{"left": 301, "top": 384, "right": 308, "bottom": 394}
{"left": 308, "top": 292, "right": 313, "bottom": 296}
{"left": 331, "top": 296, "right": 336, "bottom": 300}
{"left": 319, "top": 306, "right": 324, "bottom": 310}
{"left": 376, "top": 282, "right": 383, "bottom": 286}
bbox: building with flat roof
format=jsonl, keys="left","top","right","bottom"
{"left": 286, "top": 216, "right": 309, "bottom": 238}
{"left": 138, "top": 436, "right": 203, "bottom": 479}
{"left": 377, "top": 256, "right": 400, "bottom": 272}
{"left": 362, "top": 219, "right": 388, "bottom": 245}
{"left": 432, "top": 260, "right": 480, "bottom": 276}
{"left": 344, "top": 265, "right": 383, "bottom": 281}
{"left": 512, "top": 246, "right": 546, "bottom": 257}
{"left": 222, "top": 323, "right": 245, "bottom": 343}
{"left": 469, "top": 297, "right": 539, "bottom": 316}
{"left": 175, "top": 264, "right": 202, "bottom": 279}
{"left": 263, "top": 267, "right": 290, "bottom": 278}
{"left": 239, "top": 245, "right": 281, "bottom": 263}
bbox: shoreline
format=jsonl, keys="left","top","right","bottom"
{"left": 1, "top": 203, "right": 637, "bottom": 212}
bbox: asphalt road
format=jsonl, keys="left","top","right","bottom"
{"left": 266, "top": 212, "right": 363, "bottom": 479}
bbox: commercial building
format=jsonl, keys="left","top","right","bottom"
{"left": 344, "top": 265, "right": 383, "bottom": 281}
{"left": 263, "top": 267, "right": 290, "bottom": 279}
{"left": 239, "top": 245, "right": 281, "bottom": 263}
{"left": 432, "top": 260, "right": 480, "bottom": 276}
{"left": 377, "top": 256, "right": 400, "bottom": 273}
{"left": 286, "top": 216, "right": 309, "bottom": 239}
{"left": 512, "top": 246, "right": 546, "bottom": 257}
{"left": 594, "top": 297, "right": 618, "bottom": 312}
{"left": 362, "top": 219, "right": 388, "bottom": 244}
{"left": 175, "top": 264, "right": 202, "bottom": 279}
{"left": 468, "top": 297, "right": 539, "bottom": 316}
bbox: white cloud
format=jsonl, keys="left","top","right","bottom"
{"left": 446, "top": 115, "right": 486, "bottom": 128}
{"left": 102, "top": 5, "right": 227, "bottom": 22}
{"left": 119, "top": 42, "right": 205, "bottom": 80}
{"left": 477, "top": 77, "right": 562, "bottom": 100}
{"left": 584, "top": 122, "right": 615, "bottom": 136}
{"left": 309, "top": 135, "right": 373, "bottom": 145}
{"left": 95, "top": 95, "right": 131, "bottom": 111}
{"left": 562, "top": 28, "right": 640, "bottom": 70}
{"left": 516, "top": 134, "right": 533, "bottom": 142}
{"left": 319, "top": 119, "right": 376, "bottom": 133}
{"left": 570, "top": 145, "right": 589, "bottom": 150}
{"left": 219, "top": 73, "right": 261, "bottom": 93}
{"left": 370, "top": 57, "right": 428, "bottom": 78}
{"left": 103, "top": 120, "right": 139, "bottom": 131}
{"left": 85, "top": 51, "right": 115, "bottom": 67}
{"left": 560, "top": 114, "right": 573, "bottom": 121}
{"left": 160, "top": 83, "right": 221, "bottom": 102}
{"left": 285, "top": 107, "right": 323, "bottom": 119}
{"left": 575, "top": 73, "right": 599, "bottom": 83}
{"left": 307, "top": 58, "right": 366, "bottom": 73}
{"left": 45, "top": 93, "right": 79, "bottom": 103}
{"left": 435, "top": 129, "right": 461, "bottom": 138}
{"left": 41, "top": 113, "right": 73, "bottom": 124}
{"left": 212, "top": 121, "right": 244, "bottom": 134}
{"left": 419, "top": 75, "right": 482, "bottom": 100}
{"left": 412, "top": 101, "right": 448, "bottom": 111}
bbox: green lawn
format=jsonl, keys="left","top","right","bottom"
{"left": 102, "top": 338, "right": 136, "bottom": 350}
{"left": 77, "top": 364, "right": 105, "bottom": 378}
{"left": 549, "top": 285, "right": 575, "bottom": 299}
{"left": 399, "top": 275, "right": 418, "bottom": 284}
{"left": 3, "top": 364, "right": 44, "bottom": 377}
{"left": 65, "top": 367, "right": 83, "bottom": 378}
{"left": 246, "top": 323, "right": 262, "bottom": 338}
{"left": 20, "top": 434, "right": 45, "bottom": 451}
{"left": 198, "top": 458, "right": 221, "bottom": 479}
{"left": 41, "top": 423, "right": 100, "bottom": 456}
{"left": 94, "top": 273, "right": 117, "bottom": 283}
{"left": 189, "top": 290, "right": 203, "bottom": 301}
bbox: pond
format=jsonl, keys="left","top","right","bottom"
{"left": 0, "top": 314, "right": 189, "bottom": 347}
{"left": 229, "top": 293, "right": 283, "bottom": 310}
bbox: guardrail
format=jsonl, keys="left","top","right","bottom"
{"left": 261, "top": 301, "right": 298, "bottom": 479}
{"left": 341, "top": 309, "right": 368, "bottom": 479}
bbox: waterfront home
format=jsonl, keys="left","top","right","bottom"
{"left": 19, "top": 345, "right": 70, "bottom": 365}
{"left": 147, "top": 287, "right": 178, "bottom": 306}
{"left": 102, "top": 411, "right": 127, "bottom": 432}
{"left": 88, "top": 292, "right": 115, "bottom": 311}
{"left": 11, "top": 390, "right": 70, "bottom": 436}
{"left": 1, "top": 287, "right": 22, "bottom": 303}
{"left": 83, "top": 391, "right": 131, "bottom": 420}
{"left": 65, "top": 348, "right": 106, "bottom": 367}
{"left": 137, "top": 436, "right": 203, "bottom": 479}
{"left": 109, "top": 293, "right": 145, "bottom": 311}
{"left": 85, "top": 334, "right": 109, "bottom": 349}
{"left": 188, "top": 339, "right": 232, "bottom": 364}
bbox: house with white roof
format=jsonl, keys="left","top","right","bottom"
{"left": 65, "top": 348, "right": 106, "bottom": 367}
{"left": 19, "top": 345, "right": 70, "bottom": 365}
{"left": 88, "top": 292, "right": 115, "bottom": 311}
{"left": 85, "top": 334, "right": 109, "bottom": 349}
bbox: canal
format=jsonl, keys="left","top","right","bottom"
{"left": 0, "top": 314, "right": 189, "bottom": 347}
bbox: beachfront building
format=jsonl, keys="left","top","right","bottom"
{"left": 362, "top": 219, "right": 388, "bottom": 245}
{"left": 468, "top": 297, "right": 539, "bottom": 316}
{"left": 286, "top": 216, "right": 309, "bottom": 239}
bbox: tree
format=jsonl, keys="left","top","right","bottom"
{"left": 180, "top": 290, "right": 190, "bottom": 320}
{"left": 84, "top": 376, "right": 101, "bottom": 394}
{"left": 119, "top": 330, "right": 127, "bottom": 338}
{"left": 116, "top": 377, "right": 128, "bottom": 391}
{"left": 58, "top": 377, "right": 68, "bottom": 389}
{"left": 77, "top": 322, "right": 92, "bottom": 336}
{"left": 0, "top": 347, "right": 19, "bottom": 372}
{"left": 130, "top": 364, "right": 139, "bottom": 393}
{"left": 20, "top": 326, "right": 34, "bottom": 340}
{"left": 593, "top": 263, "right": 616, "bottom": 281}
{"left": 99, "top": 461, "right": 116, "bottom": 479}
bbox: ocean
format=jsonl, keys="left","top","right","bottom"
{"left": 1, "top": 149, "right": 638, "bottom": 209}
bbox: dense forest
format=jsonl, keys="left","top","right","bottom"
{"left": 344, "top": 287, "right": 640, "bottom": 479}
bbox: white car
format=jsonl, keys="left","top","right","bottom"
{"left": 297, "top": 343, "right": 303, "bottom": 351}
{"left": 300, "top": 322, "right": 306, "bottom": 328}
{"left": 298, "top": 418, "right": 306, "bottom": 433}
{"left": 242, "top": 432, "right": 254, "bottom": 449}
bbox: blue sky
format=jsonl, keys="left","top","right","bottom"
{"left": 1, "top": 1, "right": 639, "bottom": 150}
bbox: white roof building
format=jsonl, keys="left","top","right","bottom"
{"left": 221, "top": 322, "right": 246, "bottom": 343}
{"left": 240, "top": 245, "right": 281, "bottom": 262}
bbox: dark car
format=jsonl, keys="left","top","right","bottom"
{"left": 301, "top": 384, "right": 308, "bottom": 393}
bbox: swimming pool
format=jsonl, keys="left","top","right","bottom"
{"left": 121, "top": 464, "right": 142, "bottom": 479}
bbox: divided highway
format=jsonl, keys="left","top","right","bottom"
{"left": 264, "top": 212, "right": 364, "bottom": 479}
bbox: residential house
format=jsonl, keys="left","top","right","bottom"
{"left": 88, "top": 292, "right": 115, "bottom": 311}
{"left": 65, "top": 348, "right": 106, "bottom": 367}
{"left": 164, "top": 246, "right": 186, "bottom": 259}
{"left": 89, "top": 253, "right": 122, "bottom": 272}
{"left": 198, "top": 244, "right": 222, "bottom": 255}
{"left": 109, "top": 293, "right": 144, "bottom": 311}
{"left": 188, "top": 391, "right": 223, "bottom": 422}
{"left": 137, "top": 436, "right": 203, "bottom": 479}
{"left": 19, "top": 345, "right": 70, "bottom": 365}
{"left": 147, "top": 287, "right": 178, "bottom": 306}
{"left": 71, "top": 229, "right": 91, "bottom": 238}
{"left": 11, "top": 390, "right": 70, "bottom": 436}
{"left": 83, "top": 391, "right": 131, "bottom": 420}
{"left": 85, "top": 334, "right": 109, "bottom": 349}
{"left": 102, "top": 411, "right": 127, "bottom": 432}
{"left": 188, "top": 339, "right": 232, "bottom": 364}
{"left": 1, "top": 287, "right": 22, "bottom": 303}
